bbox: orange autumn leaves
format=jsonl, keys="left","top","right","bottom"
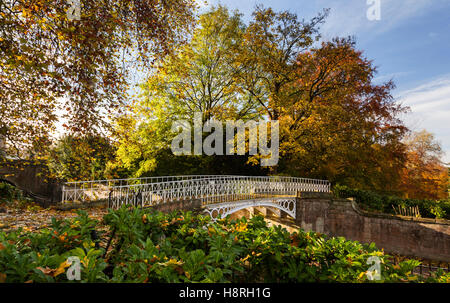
{"left": 36, "top": 260, "right": 71, "bottom": 278}
{"left": 400, "top": 130, "right": 449, "bottom": 200}
{"left": 1, "top": 0, "right": 197, "bottom": 158}
{"left": 0, "top": 242, "right": 72, "bottom": 283}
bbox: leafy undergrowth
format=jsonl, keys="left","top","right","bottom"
{"left": 0, "top": 207, "right": 449, "bottom": 283}
{"left": 334, "top": 185, "right": 450, "bottom": 220}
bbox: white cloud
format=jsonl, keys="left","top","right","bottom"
{"left": 396, "top": 74, "right": 450, "bottom": 163}
{"left": 319, "top": 0, "right": 437, "bottom": 40}
{"left": 373, "top": 71, "right": 412, "bottom": 84}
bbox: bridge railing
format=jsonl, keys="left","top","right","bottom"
{"left": 61, "top": 175, "right": 232, "bottom": 203}
{"left": 106, "top": 176, "right": 331, "bottom": 209}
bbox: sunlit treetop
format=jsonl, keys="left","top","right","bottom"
{"left": 0, "top": 0, "right": 198, "bottom": 158}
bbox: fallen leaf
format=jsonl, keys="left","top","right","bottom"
{"left": 36, "top": 266, "right": 54, "bottom": 275}
{"left": 54, "top": 261, "right": 70, "bottom": 277}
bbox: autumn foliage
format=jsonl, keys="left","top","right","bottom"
{"left": 0, "top": 4, "right": 448, "bottom": 201}
{"left": 399, "top": 130, "right": 448, "bottom": 200}
{"left": 0, "top": 0, "right": 197, "bottom": 157}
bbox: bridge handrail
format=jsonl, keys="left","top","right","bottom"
{"left": 61, "top": 175, "right": 236, "bottom": 202}
{"left": 62, "top": 175, "right": 331, "bottom": 205}
{"left": 108, "top": 176, "right": 329, "bottom": 188}
{"left": 63, "top": 175, "right": 233, "bottom": 186}
{"left": 106, "top": 176, "right": 331, "bottom": 208}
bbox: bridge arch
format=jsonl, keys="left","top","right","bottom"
{"left": 203, "top": 197, "right": 296, "bottom": 221}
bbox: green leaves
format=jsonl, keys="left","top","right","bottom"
{"left": 0, "top": 208, "right": 449, "bottom": 283}
{"left": 334, "top": 184, "right": 450, "bottom": 220}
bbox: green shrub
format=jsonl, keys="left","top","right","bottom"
{"left": 0, "top": 182, "right": 14, "bottom": 203}
{"left": 0, "top": 182, "right": 23, "bottom": 204}
{"left": 333, "top": 184, "right": 450, "bottom": 220}
{"left": 1, "top": 208, "right": 448, "bottom": 283}
{"left": 0, "top": 182, "right": 36, "bottom": 208}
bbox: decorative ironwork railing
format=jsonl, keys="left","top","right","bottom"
{"left": 61, "top": 175, "right": 331, "bottom": 209}
{"left": 105, "top": 176, "right": 331, "bottom": 209}
{"left": 61, "top": 175, "right": 230, "bottom": 203}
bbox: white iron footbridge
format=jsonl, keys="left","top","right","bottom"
{"left": 61, "top": 175, "right": 331, "bottom": 220}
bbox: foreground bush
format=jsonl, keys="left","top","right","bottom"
{"left": 0, "top": 207, "right": 449, "bottom": 283}
{"left": 334, "top": 184, "right": 450, "bottom": 220}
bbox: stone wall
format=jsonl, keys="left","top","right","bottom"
{"left": 150, "top": 199, "right": 202, "bottom": 214}
{"left": 295, "top": 193, "right": 450, "bottom": 262}
{"left": 0, "top": 160, "right": 62, "bottom": 206}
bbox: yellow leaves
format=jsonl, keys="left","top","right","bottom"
{"left": 234, "top": 222, "right": 248, "bottom": 232}
{"left": 36, "top": 260, "right": 70, "bottom": 277}
{"left": 82, "top": 242, "right": 95, "bottom": 249}
{"left": 81, "top": 256, "right": 89, "bottom": 268}
{"left": 158, "top": 257, "right": 183, "bottom": 273}
{"left": 142, "top": 214, "right": 147, "bottom": 223}
{"left": 358, "top": 271, "right": 366, "bottom": 280}
{"left": 251, "top": 251, "right": 262, "bottom": 257}
{"left": 185, "top": 271, "right": 191, "bottom": 279}
{"left": 240, "top": 254, "right": 250, "bottom": 262}
{"left": 0, "top": 272, "right": 6, "bottom": 283}
{"left": 167, "top": 258, "right": 183, "bottom": 266}
{"left": 54, "top": 261, "right": 71, "bottom": 277}
{"left": 21, "top": 9, "right": 30, "bottom": 18}
{"left": 374, "top": 250, "right": 384, "bottom": 257}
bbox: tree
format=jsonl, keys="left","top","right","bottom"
{"left": 139, "top": 5, "right": 259, "bottom": 123}
{"left": 276, "top": 38, "right": 408, "bottom": 191}
{"left": 115, "top": 6, "right": 264, "bottom": 177}
{"left": 115, "top": 4, "right": 411, "bottom": 189}
{"left": 234, "top": 5, "right": 408, "bottom": 185}
{"left": 47, "top": 134, "right": 116, "bottom": 181}
{"left": 0, "top": 0, "right": 197, "bottom": 158}
{"left": 235, "top": 5, "right": 329, "bottom": 121}
{"left": 400, "top": 130, "right": 448, "bottom": 200}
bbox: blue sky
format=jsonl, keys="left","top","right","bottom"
{"left": 199, "top": 0, "right": 450, "bottom": 163}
